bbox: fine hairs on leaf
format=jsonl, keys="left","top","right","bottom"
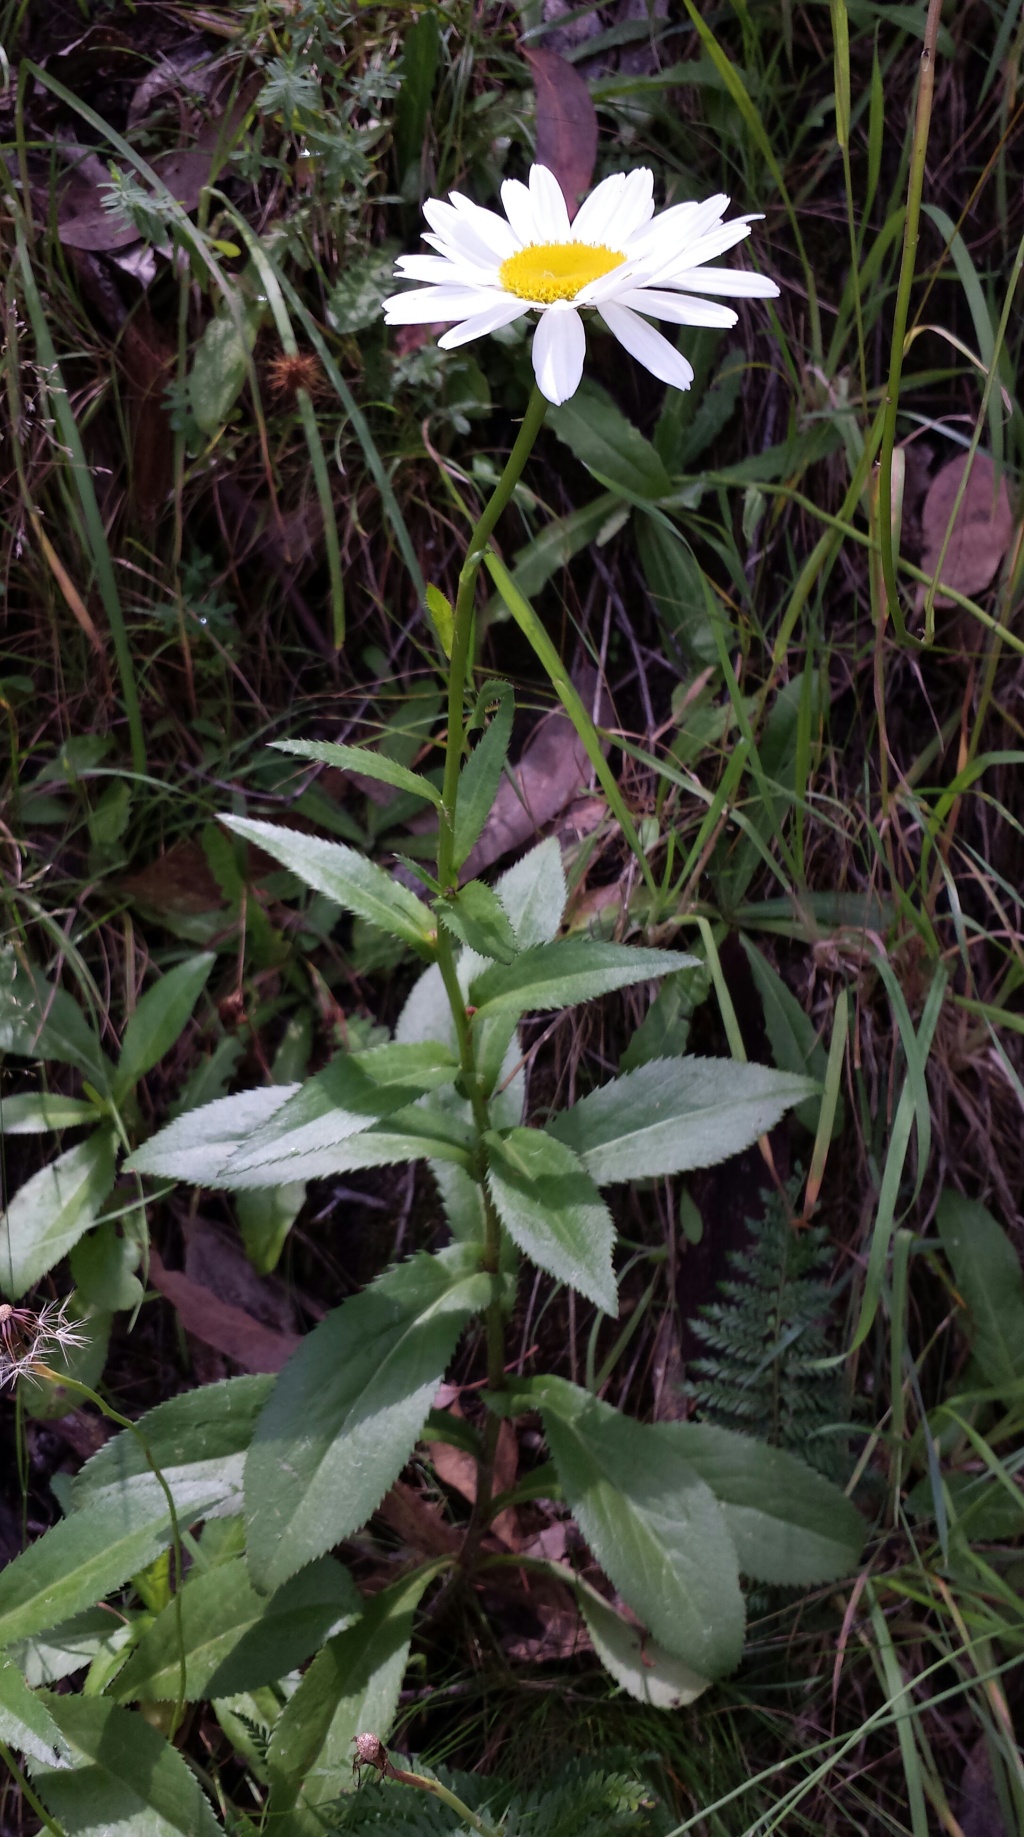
{"left": 685, "top": 1176, "right": 848, "bottom": 1481}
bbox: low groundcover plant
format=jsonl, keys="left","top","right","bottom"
{"left": 0, "top": 162, "right": 860, "bottom": 1833}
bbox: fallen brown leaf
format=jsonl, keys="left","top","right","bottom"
{"left": 918, "top": 449, "right": 1015, "bottom": 607}
{"left": 523, "top": 48, "right": 598, "bottom": 219}
{"left": 148, "top": 1246, "right": 300, "bottom": 1374}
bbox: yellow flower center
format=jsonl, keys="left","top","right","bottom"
{"left": 498, "top": 241, "right": 626, "bottom": 304}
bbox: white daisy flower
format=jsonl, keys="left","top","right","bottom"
{"left": 383, "top": 163, "right": 779, "bottom": 406}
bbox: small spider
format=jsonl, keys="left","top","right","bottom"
{"left": 352, "top": 1732, "right": 391, "bottom": 1788}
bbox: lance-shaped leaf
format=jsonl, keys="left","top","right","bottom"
{"left": 219, "top": 1101, "right": 474, "bottom": 1189}
{"left": 113, "top": 952, "right": 215, "bottom": 1101}
{"left": 272, "top": 737, "right": 442, "bottom": 807}
{"left": 662, "top": 1422, "right": 863, "bottom": 1585}
{"left": 1, "top": 1129, "right": 117, "bottom": 1300}
{"left": 470, "top": 940, "right": 689, "bottom": 1025}
{"left": 937, "top": 1191, "right": 1024, "bottom": 1397}
{"left": 0, "top": 946, "right": 112, "bottom": 1091}
{"left": 577, "top": 1583, "right": 709, "bottom": 1711}
{"left": 437, "top": 880, "right": 518, "bottom": 964}
{"left": 533, "top": 1376, "right": 745, "bottom": 1677}
{"left": 222, "top": 815, "right": 436, "bottom": 953}
{"left": 453, "top": 680, "right": 514, "bottom": 868}
{"left": 0, "top": 1652, "right": 72, "bottom": 1767}
{"left": 73, "top": 1374, "right": 271, "bottom": 1516}
{"left": 114, "top": 1554, "right": 359, "bottom": 1703}
{"left": 486, "top": 1128, "right": 616, "bottom": 1314}
{"left": 125, "top": 1086, "right": 298, "bottom": 1184}
{"left": 548, "top": 1056, "right": 818, "bottom": 1185}
{"left": 245, "top": 1246, "right": 494, "bottom": 1591}
{"left": 30, "top": 1695, "right": 221, "bottom": 1836}
{"left": 224, "top": 1041, "right": 458, "bottom": 1176}
{"left": 0, "top": 1093, "right": 97, "bottom": 1134}
{"left": 11, "top": 1609, "right": 135, "bottom": 1689}
{"left": 267, "top": 1565, "right": 440, "bottom": 1816}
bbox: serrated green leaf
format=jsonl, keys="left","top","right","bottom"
{"left": 438, "top": 881, "right": 518, "bottom": 964}
{"left": 115, "top": 954, "right": 215, "bottom": 1101}
{"left": 267, "top": 1566, "right": 439, "bottom": 1816}
{"left": 0, "top": 947, "right": 111, "bottom": 1091}
{"left": 1, "top": 1130, "right": 117, "bottom": 1300}
{"left": 237, "top": 1181, "right": 306, "bottom": 1275}
{"left": 114, "top": 1554, "right": 359, "bottom": 1703}
{"left": 0, "top": 1093, "right": 98, "bottom": 1134}
{"left": 425, "top": 583, "right": 454, "bottom": 657}
{"left": 222, "top": 815, "right": 436, "bottom": 952}
{"left": 189, "top": 305, "right": 260, "bottom": 437}
{"left": 11, "top": 1609, "right": 135, "bottom": 1688}
{"left": 577, "top": 1585, "right": 709, "bottom": 1710}
{"left": 660, "top": 1422, "right": 863, "bottom": 1584}
{"left": 637, "top": 516, "right": 724, "bottom": 669}
{"left": 548, "top": 1056, "right": 817, "bottom": 1186}
{"left": 486, "top": 1129, "right": 616, "bottom": 1314}
{"left": 937, "top": 1191, "right": 1024, "bottom": 1397}
{"left": 0, "top": 1651, "right": 71, "bottom": 1767}
{"left": 483, "top": 491, "right": 621, "bottom": 623}
{"left": 0, "top": 1487, "right": 216, "bottom": 1649}
{"left": 70, "top": 1221, "right": 143, "bottom": 1313}
{"left": 533, "top": 1376, "right": 745, "bottom": 1677}
{"left": 740, "top": 936, "right": 837, "bottom": 1134}
{"left": 224, "top": 1041, "right": 458, "bottom": 1176}
{"left": 548, "top": 380, "right": 672, "bottom": 500}
{"left": 214, "top": 1101, "right": 474, "bottom": 1188}
{"left": 470, "top": 941, "right": 689, "bottom": 1026}
{"left": 73, "top": 1374, "right": 271, "bottom": 1513}
{"left": 272, "top": 738, "right": 441, "bottom": 807}
{"left": 245, "top": 1247, "right": 493, "bottom": 1591}
{"left": 492, "top": 837, "right": 566, "bottom": 948}
{"left": 125, "top": 1086, "right": 298, "bottom": 1183}
{"left": 453, "top": 681, "right": 514, "bottom": 869}
{"left": 31, "top": 1694, "right": 221, "bottom": 1835}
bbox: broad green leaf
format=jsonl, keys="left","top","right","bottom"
{"left": 221, "top": 815, "right": 436, "bottom": 953}
{"left": 470, "top": 940, "right": 689, "bottom": 1025}
{"left": 452, "top": 680, "right": 514, "bottom": 869}
{"left": 394, "top": 7, "right": 439, "bottom": 174}
{"left": 223, "top": 1041, "right": 458, "bottom": 1175}
{"left": 661, "top": 1422, "right": 863, "bottom": 1584}
{"left": 492, "top": 837, "right": 566, "bottom": 948}
{"left": 0, "top": 1093, "right": 97, "bottom": 1134}
{"left": 70, "top": 1221, "right": 143, "bottom": 1313}
{"left": 437, "top": 881, "right": 518, "bottom": 964}
{"left": 577, "top": 1584, "right": 708, "bottom": 1710}
{"left": 216, "top": 1101, "right": 474, "bottom": 1188}
{"left": 114, "top": 1554, "right": 359, "bottom": 1703}
{"left": 548, "top": 1056, "right": 817, "bottom": 1185}
{"left": 0, "top": 1487, "right": 219, "bottom": 1648}
{"left": 125, "top": 1086, "right": 298, "bottom": 1183}
{"left": 114, "top": 953, "right": 215, "bottom": 1100}
{"left": 237, "top": 1181, "right": 306, "bottom": 1275}
{"left": 267, "top": 1566, "right": 439, "bottom": 1815}
{"left": 0, "top": 946, "right": 111, "bottom": 1091}
{"left": 31, "top": 1694, "right": 221, "bottom": 1835}
{"left": 740, "top": 936, "right": 837, "bottom": 1134}
{"left": 188, "top": 303, "right": 260, "bottom": 436}
{"left": 533, "top": 1376, "right": 745, "bottom": 1676}
{"left": 937, "top": 1192, "right": 1024, "bottom": 1396}
{"left": 548, "top": 379, "right": 672, "bottom": 500}
{"left": 486, "top": 1128, "right": 616, "bottom": 1314}
{"left": 1, "top": 1130, "right": 117, "bottom": 1300}
{"left": 73, "top": 1374, "right": 271, "bottom": 1515}
{"left": 637, "top": 515, "right": 724, "bottom": 669}
{"left": 11, "top": 1608, "right": 135, "bottom": 1688}
{"left": 0, "top": 1651, "right": 71, "bottom": 1767}
{"left": 245, "top": 1246, "right": 494, "bottom": 1590}
{"left": 271, "top": 738, "right": 441, "bottom": 808}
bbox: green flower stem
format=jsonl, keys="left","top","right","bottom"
{"left": 436, "top": 385, "right": 547, "bottom": 893}
{"left": 382, "top": 1756, "right": 502, "bottom": 1837}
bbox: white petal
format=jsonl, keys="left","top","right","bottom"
{"left": 598, "top": 166, "right": 655, "bottom": 246}
{"left": 437, "top": 299, "right": 532, "bottom": 347}
{"left": 600, "top": 302, "right": 694, "bottom": 391}
{"left": 626, "top": 193, "right": 729, "bottom": 262}
{"left": 421, "top": 198, "right": 503, "bottom": 271}
{"left": 616, "top": 288, "right": 738, "bottom": 328}
{"left": 531, "top": 305, "right": 586, "bottom": 404}
{"left": 396, "top": 253, "right": 494, "bottom": 286}
{"left": 667, "top": 265, "right": 780, "bottom": 298}
{"left": 570, "top": 171, "right": 627, "bottom": 243}
{"left": 649, "top": 219, "right": 755, "bottom": 285}
{"left": 446, "top": 191, "right": 519, "bottom": 259}
{"left": 501, "top": 176, "right": 537, "bottom": 245}
{"left": 528, "top": 163, "right": 572, "bottom": 241}
{"left": 383, "top": 285, "right": 494, "bottom": 325}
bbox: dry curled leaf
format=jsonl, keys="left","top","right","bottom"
{"left": 918, "top": 450, "right": 1014, "bottom": 607}
{"left": 523, "top": 47, "right": 598, "bottom": 219}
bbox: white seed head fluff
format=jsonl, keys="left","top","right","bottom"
{"left": 383, "top": 163, "right": 779, "bottom": 405}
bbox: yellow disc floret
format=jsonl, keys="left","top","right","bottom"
{"left": 498, "top": 241, "right": 626, "bottom": 304}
